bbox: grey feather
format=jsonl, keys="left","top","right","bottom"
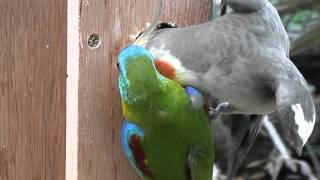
{"left": 134, "top": 0, "right": 164, "bottom": 46}
{"left": 226, "top": 0, "right": 266, "bottom": 12}
{"left": 274, "top": 78, "right": 315, "bottom": 155}
{"left": 227, "top": 115, "right": 263, "bottom": 179}
{"left": 213, "top": 114, "right": 263, "bottom": 179}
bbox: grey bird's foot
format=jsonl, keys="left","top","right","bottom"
{"left": 209, "top": 102, "right": 235, "bottom": 120}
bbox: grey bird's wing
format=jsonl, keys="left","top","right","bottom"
{"left": 274, "top": 77, "right": 316, "bottom": 155}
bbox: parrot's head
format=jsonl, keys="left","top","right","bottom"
{"left": 117, "top": 45, "right": 165, "bottom": 102}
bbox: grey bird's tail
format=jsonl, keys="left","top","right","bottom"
{"left": 134, "top": 0, "right": 164, "bottom": 46}
{"left": 214, "top": 114, "right": 264, "bottom": 180}
{"left": 227, "top": 115, "right": 263, "bottom": 179}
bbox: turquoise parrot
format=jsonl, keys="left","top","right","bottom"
{"left": 118, "top": 45, "right": 214, "bottom": 180}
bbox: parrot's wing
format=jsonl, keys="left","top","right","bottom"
{"left": 121, "top": 120, "right": 154, "bottom": 178}
{"left": 187, "top": 144, "right": 211, "bottom": 180}
{"left": 275, "top": 79, "right": 316, "bottom": 155}
{"left": 226, "top": 0, "right": 266, "bottom": 12}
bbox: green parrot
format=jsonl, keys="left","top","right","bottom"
{"left": 118, "top": 45, "right": 214, "bottom": 180}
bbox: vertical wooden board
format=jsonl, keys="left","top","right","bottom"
{"left": 0, "top": 0, "right": 67, "bottom": 180}
{"left": 78, "top": 0, "right": 211, "bottom": 179}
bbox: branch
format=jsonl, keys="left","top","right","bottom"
{"left": 305, "top": 143, "right": 320, "bottom": 178}
{"left": 276, "top": 0, "right": 320, "bottom": 15}
{"left": 262, "top": 116, "right": 291, "bottom": 160}
{"left": 290, "top": 20, "right": 320, "bottom": 56}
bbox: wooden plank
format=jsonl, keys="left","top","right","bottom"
{"left": 0, "top": 0, "right": 67, "bottom": 179}
{"left": 77, "top": 0, "right": 212, "bottom": 179}
{"left": 66, "top": 0, "right": 80, "bottom": 179}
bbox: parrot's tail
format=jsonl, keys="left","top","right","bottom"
{"left": 134, "top": 0, "right": 164, "bottom": 46}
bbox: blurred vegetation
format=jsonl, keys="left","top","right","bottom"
{"left": 274, "top": 0, "right": 320, "bottom": 52}
{"left": 274, "top": 0, "right": 320, "bottom": 95}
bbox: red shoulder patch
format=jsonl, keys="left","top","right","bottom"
{"left": 155, "top": 59, "right": 176, "bottom": 79}
{"left": 129, "top": 135, "right": 154, "bottom": 177}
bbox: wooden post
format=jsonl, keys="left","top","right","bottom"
{"left": 0, "top": 0, "right": 67, "bottom": 180}
{"left": 75, "top": 0, "right": 212, "bottom": 179}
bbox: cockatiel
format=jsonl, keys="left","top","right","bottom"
{"left": 118, "top": 45, "right": 214, "bottom": 180}
{"left": 135, "top": 0, "right": 316, "bottom": 157}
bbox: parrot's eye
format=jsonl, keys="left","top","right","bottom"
{"left": 116, "top": 62, "right": 120, "bottom": 69}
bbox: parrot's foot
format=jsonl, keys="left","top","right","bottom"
{"left": 209, "top": 102, "right": 234, "bottom": 119}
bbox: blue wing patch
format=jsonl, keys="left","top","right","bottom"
{"left": 121, "top": 120, "right": 145, "bottom": 177}
{"left": 184, "top": 86, "right": 204, "bottom": 109}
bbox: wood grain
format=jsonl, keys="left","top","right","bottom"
{"left": 0, "top": 0, "right": 67, "bottom": 179}
{"left": 78, "top": 0, "right": 212, "bottom": 179}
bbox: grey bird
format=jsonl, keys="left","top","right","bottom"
{"left": 133, "top": 0, "right": 316, "bottom": 178}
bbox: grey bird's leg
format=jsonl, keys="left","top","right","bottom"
{"left": 209, "top": 102, "right": 235, "bottom": 120}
